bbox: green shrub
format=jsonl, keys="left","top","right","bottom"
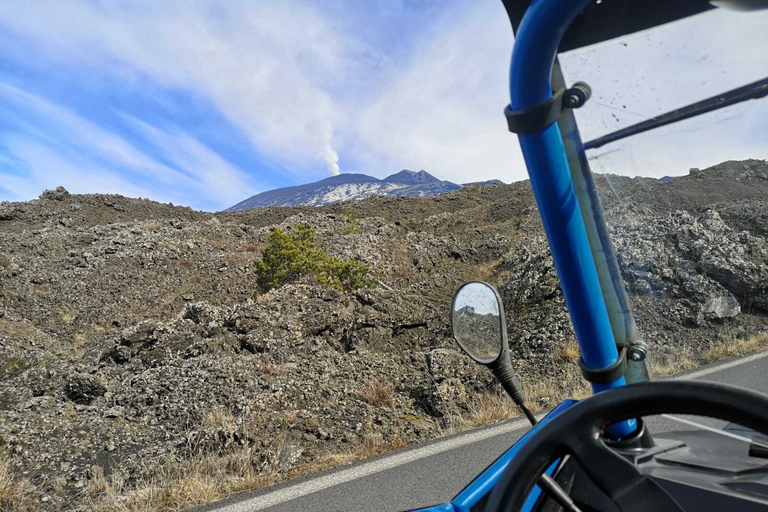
{"left": 341, "top": 211, "right": 361, "bottom": 235}
{"left": 254, "top": 224, "right": 371, "bottom": 293}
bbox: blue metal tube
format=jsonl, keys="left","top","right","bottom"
{"left": 509, "top": 0, "right": 635, "bottom": 435}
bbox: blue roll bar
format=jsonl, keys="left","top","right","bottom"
{"left": 509, "top": 0, "right": 635, "bottom": 435}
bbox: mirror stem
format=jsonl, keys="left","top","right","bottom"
{"left": 520, "top": 403, "right": 537, "bottom": 426}
{"left": 493, "top": 364, "right": 537, "bottom": 426}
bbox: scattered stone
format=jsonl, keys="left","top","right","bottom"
{"left": 278, "top": 444, "right": 304, "bottom": 471}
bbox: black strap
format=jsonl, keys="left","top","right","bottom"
{"left": 504, "top": 89, "right": 566, "bottom": 134}
{"left": 505, "top": 82, "right": 591, "bottom": 134}
{"left": 579, "top": 347, "right": 627, "bottom": 385}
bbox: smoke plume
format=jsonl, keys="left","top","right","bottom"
{"left": 320, "top": 121, "right": 341, "bottom": 176}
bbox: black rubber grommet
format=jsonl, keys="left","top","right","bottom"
{"left": 563, "top": 82, "right": 592, "bottom": 108}
{"left": 578, "top": 346, "right": 627, "bottom": 385}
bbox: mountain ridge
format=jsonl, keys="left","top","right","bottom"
{"left": 225, "top": 169, "right": 491, "bottom": 211}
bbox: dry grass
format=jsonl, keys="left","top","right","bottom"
{"left": 554, "top": 339, "right": 581, "bottom": 362}
{"left": 145, "top": 223, "right": 164, "bottom": 231}
{"left": 451, "top": 375, "right": 590, "bottom": 433}
{"left": 83, "top": 431, "right": 408, "bottom": 512}
{"left": 357, "top": 381, "right": 396, "bottom": 408}
{"left": 71, "top": 332, "right": 90, "bottom": 360}
{"left": 648, "top": 332, "right": 768, "bottom": 379}
{"left": 0, "top": 254, "right": 11, "bottom": 268}
{"left": 261, "top": 363, "right": 285, "bottom": 376}
{"left": 138, "top": 276, "right": 206, "bottom": 317}
{"left": 29, "top": 286, "right": 49, "bottom": 299}
{"left": 225, "top": 253, "right": 253, "bottom": 269}
{"left": 523, "top": 374, "right": 590, "bottom": 413}
{"left": 73, "top": 331, "right": 768, "bottom": 512}
{"left": 451, "top": 334, "right": 768, "bottom": 434}
{"left": 207, "top": 238, "right": 228, "bottom": 251}
{"left": 277, "top": 410, "right": 298, "bottom": 424}
{"left": 702, "top": 332, "right": 768, "bottom": 362}
{"left": 202, "top": 406, "right": 236, "bottom": 428}
{"left": 476, "top": 257, "right": 504, "bottom": 283}
{"left": 85, "top": 446, "right": 274, "bottom": 512}
{"left": 298, "top": 433, "right": 408, "bottom": 476}
{"left": 450, "top": 334, "right": 768, "bottom": 432}
{"left": 390, "top": 244, "right": 416, "bottom": 280}
{"left": 392, "top": 264, "right": 413, "bottom": 280}
{"left": 58, "top": 311, "right": 77, "bottom": 324}
{"left": 234, "top": 243, "right": 260, "bottom": 253}
{"left": 0, "top": 319, "right": 39, "bottom": 339}
{"left": 648, "top": 346, "right": 697, "bottom": 379}
{"left": 176, "top": 260, "right": 195, "bottom": 270}
{"left": 454, "top": 393, "right": 518, "bottom": 430}
{"left": 0, "top": 456, "right": 38, "bottom": 512}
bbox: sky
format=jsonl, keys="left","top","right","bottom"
{"left": 0, "top": 1, "right": 766, "bottom": 211}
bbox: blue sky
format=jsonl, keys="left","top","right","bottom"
{"left": 0, "top": 2, "right": 766, "bottom": 211}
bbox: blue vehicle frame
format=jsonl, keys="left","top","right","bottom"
{"left": 406, "top": 0, "right": 768, "bottom": 508}
{"left": 410, "top": 401, "right": 576, "bottom": 512}
{"left": 410, "top": 0, "right": 639, "bottom": 509}
{"left": 508, "top": 0, "right": 633, "bottom": 420}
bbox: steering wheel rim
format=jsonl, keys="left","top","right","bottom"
{"left": 485, "top": 380, "right": 768, "bottom": 512}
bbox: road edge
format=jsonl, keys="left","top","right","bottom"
{"left": 197, "top": 349, "right": 768, "bottom": 512}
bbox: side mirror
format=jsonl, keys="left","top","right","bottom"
{"left": 452, "top": 281, "right": 506, "bottom": 364}
{"left": 451, "top": 281, "right": 535, "bottom": 425}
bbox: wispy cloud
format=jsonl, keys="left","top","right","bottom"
{"left": 0, "top": 1, "right": 351, "bottom": 180}
{"left": 118, "top": 113, "right": 257, "bottom": 206}
{"left": 0, "top": 82, "right": 185, "bottom": 184}
{"left": 351, "top": 2, "right": 523, "bottom": 185}
{"left": 0, "top": 81, "right": 256, "bottom": 209}
{"left": 0, "top": 135, "right": 160, "bottom": 203}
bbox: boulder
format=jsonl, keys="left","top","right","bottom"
{"left": 702, "top": 294, "right": 741, "bottom": 321}
{"left": 63, "top": 374, "right": 106, "bottom": 405}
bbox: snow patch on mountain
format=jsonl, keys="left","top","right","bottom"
{"left": 304, "top": 182, "right": 405, "bottom": 205}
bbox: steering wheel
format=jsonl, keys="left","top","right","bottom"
{"left": 485, "top": 380, "right": 768, "bottom": 512}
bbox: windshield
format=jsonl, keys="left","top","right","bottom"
{"left": 561, "top": 8, "right": 768, "bottom": 177}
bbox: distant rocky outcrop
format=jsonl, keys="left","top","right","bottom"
{"left": 0, "top": 158, "right": 767, "bottom": 509}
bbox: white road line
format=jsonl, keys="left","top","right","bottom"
{"left": 667, "top": 349, "right": 768, "bottom": 381}
{"left": 213, "top": 414, "right": 540, "bottom": 512}
{"left": 211, "top": 349, "right": 768, "bottom": 512}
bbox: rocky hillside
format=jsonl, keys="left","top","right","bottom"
{"left": 0, "top": 159, "right": 767, "bottom": 510}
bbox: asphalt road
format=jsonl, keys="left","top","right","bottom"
{"left": 197, "top": 350, "right": 768, "bottom": 512}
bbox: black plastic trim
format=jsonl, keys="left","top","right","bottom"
{"left": 578, "top": 347, "right": 627, "bottom": 385}
{"left": 500, "top": 0, "right": 715, "bottom": 54}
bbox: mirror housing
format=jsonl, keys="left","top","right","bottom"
{"left": 451, "top": 281, "right": 530, "bottom": 418}
{"left": 451, "top": 281, "right": 508, "bottom": 364}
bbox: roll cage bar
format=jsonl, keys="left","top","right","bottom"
{"left": 503, "top": 0, "right": 767, "bottom": 437}
{"left": 501, "top": 0, "right": 716, "bottom": 53}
